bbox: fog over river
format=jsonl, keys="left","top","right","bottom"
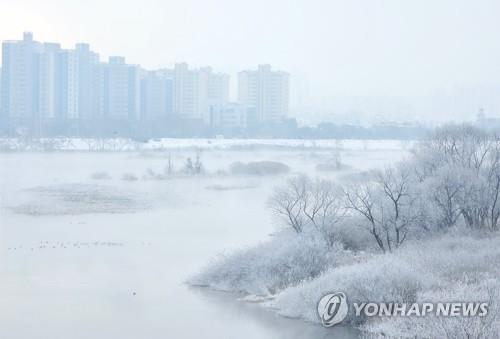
{"left": 0, "top": 142, "right": 407, "bottom": 338}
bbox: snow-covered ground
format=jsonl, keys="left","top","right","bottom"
{"left": 0, "top": 137, "right": 415, "bottom": 151}
{"left": 0, "top": 141, "right": 409, "bottom": 339}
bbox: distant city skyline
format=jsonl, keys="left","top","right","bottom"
{"left": 2, "top": 0, "right": 500, "bottom": 123}
{"left": 0, "top": 31, "right": 434, "bottom": 139}
{"left": 0, "top": 32, "right": 291, "bottom": 137}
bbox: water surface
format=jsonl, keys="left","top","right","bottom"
{"left": 0, "top": 146, "right": 404, "bottom": 338}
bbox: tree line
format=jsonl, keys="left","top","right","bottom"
{"left": 269, "top": 124, "right": 500, "bottom": 252}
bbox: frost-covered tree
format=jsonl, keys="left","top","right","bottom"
{"left": 183, "top": 153, "right": 204, "bottom": 175}
{"left": 184, "top": 157, "right": 194, "bottom": 175}
{"left": 268, "top": 176, "right": 307, "bottom": 234}
{"left": 345, "top": 165, "right": 419, "bottom": 252}
{"left": 194, "top": 153, "right": 203, "bottom": 175}
{"left": 166, "top": 153, "right": 174, "bottom": 176}
{"left": 302, "top": 178, "right": 345, "bottom": 247}
{"left": 269, "top": 175, "right": 345, "bottom": 245}
{"left": 418, "top": 166, "right": 462, "bottom": 230}
{"left": 413, "top": 124, "right": 500, "bottom": 231}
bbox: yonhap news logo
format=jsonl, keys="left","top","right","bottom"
{"left": 318, "top": 292, "right": 489, "bottom": 327}
{"left": 317, "top": 292, "right": 349, "bottom": 327}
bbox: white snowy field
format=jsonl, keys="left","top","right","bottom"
{"left": 0, "top": 137, "right": 415, "bottom": 152}
{"left": 0, "top": 141, "right": 408, "bottom": 339}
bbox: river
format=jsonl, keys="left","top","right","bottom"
{"left": 0, "top": 144, "right": 406, "bottom": 338}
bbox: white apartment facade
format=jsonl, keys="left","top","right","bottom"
{"left": 172, "top": 63, "right": 229, "bottom": 122}
{"left": 238, "top": 64, "right": 289, "bottom": 123}
{"left": 102, "top": 56, "right": 140, "bottom": 120}
{"left": 140, "top": 70, "right": 174, "bottom": 120}
{"left": 1, "top": 32, "right": 42, "bottom": 122}
{"left": 1, "top": 33, "right": 102, "bottom": 127}
{"left": 37, "top": 42, "right": 61, "bottom": 119}
{"left": 74, "top": 43, "right": 99, "bottom": 120}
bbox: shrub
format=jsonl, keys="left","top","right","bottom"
{"left": 229, "top": 161, "right": 290, "bottom": 176}
{"left": 188, "top": 231, "right": 346, "bottom": 296}
{"left": 269, "top": 253, "right": 424, "bottom": 325}
{"left": 122, "top": 172, "right": 138, "bottom": 181}
{"left": 142, "top": 168, "right": 165, "bottom": 180}
{"left": 362, "top": 276, "right": 500, "bottom": 339}
{"left": 315, "top": 150, "right": 345, "bottom": 171}
{"left": 90, "top": 171, "right": 111, "bottom": 180}
{"left": 269, "top": 234, "right": 500, "bottom": 328}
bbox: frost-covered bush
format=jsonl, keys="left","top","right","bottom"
{"left": 335, "top": 216, "right": 379, "bottom": 251}
{"left": 229, "top": 161, "right": 290, "bottom": 176}
{"left": 205, "top": 184, "right": 257, "bottom": 191}
{"left": 269, "top": 233, "right": 500, "bottom": 328}
{"left": 122, "top": 172, "right": 138, "bottom": 181}
{"left": 183, "top": 154, "right": 204, "bottom": 175}
{"left": 315, "top": 150, "right": 345, "bottom": 171}
{"left": 398, "top": 234, "right": 500, "bottom": 282}
{"left": 270, "top": 253, "right": 424, "bottom": 325}
{"left": 316, "top": 162, "right": 345, "bottom": 171}
{"left": 90, "top": 171, "right": 111, "bottom": 180}
{"left": 188, "top": 231, "right": 347, "bottom": 296}
{"left": 142, "top": 168, "right": 165, "bottom": 180}
{"left": 362, "top": 276, "right": 500, "bottom": 339}
{"left": 269, "top": 236, "right": 500, "bottom": 330}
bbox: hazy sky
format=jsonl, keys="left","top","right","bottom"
{"left": 1, "top": 0, "right": 500, "bottom": 121}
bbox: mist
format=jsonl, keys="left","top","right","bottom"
{"left": 2, "top": 0, "right": 500, "bottom": 123}
{"left": 2, "top": 2, "right": 500, "bottom": 339}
